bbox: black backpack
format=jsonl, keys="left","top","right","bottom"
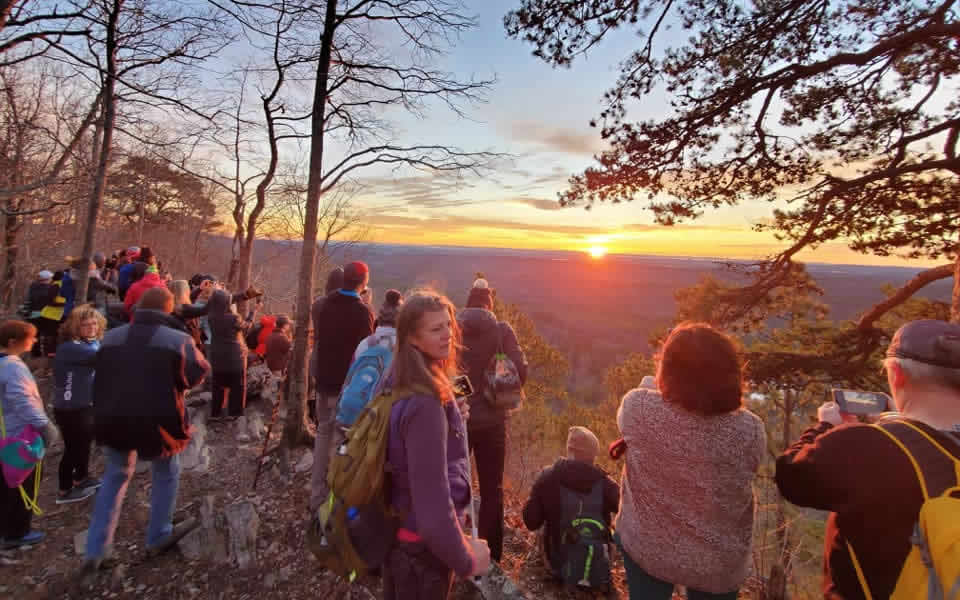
{"left": 552, "top": 480, "right": 612, "bottom": 590}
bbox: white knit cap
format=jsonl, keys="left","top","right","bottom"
{"left": 473, "top": 278, "right": 489, "bottom": 289}
{"left": 38, "top": 270, "right": 53, "bottom": 280}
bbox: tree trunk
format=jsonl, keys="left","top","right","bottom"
{"left": 74, "top": 0, "right": 122, "bottom": 304}
{"left": 768, "top": 389, "right": 793, "bottom": 600}
{"left": 283, "top": 0, "right": 337, "bottom": 450}
{"left": 0, "top": 209, "right": 18, "bottom": 309}
{"left": 952, "top": 241, "right": 959, "bottom": 324}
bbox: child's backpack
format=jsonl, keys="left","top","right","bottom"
{"left": 484, "top": 325, "right": 525, "bottom": 410}
{"left": 306, "top": 382, "right": 428, "bottom": 581}
{"left": 847, "top": 420, "right": 960, "bottom": 600}
{"left": 552, "top": 480, "right": 612, "bottom": 590}
{"left": 336, "top": 334, "right": 395, "bottom": 427}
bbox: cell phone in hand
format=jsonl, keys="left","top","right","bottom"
{"left": 832, "top": 389, "right": 891, "bottom": 415}
{"left": 452, "top": 375, "right": 474, "bottom": 398}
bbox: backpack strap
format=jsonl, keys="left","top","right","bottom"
{"left": 846, "top": 420, "right": 960, "bottom": 599}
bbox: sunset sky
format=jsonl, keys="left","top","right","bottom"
{"left": 326, "top": 0, "right": 934, "bottom": 268}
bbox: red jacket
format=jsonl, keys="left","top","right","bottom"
{"left": 124, "top": 272, "right": 165, "bottom": 316}
{"left": 255, "top": 315, "right": 277, "bottom": 357}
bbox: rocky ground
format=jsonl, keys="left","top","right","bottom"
{"left": 0, "top": 369, "right": 639, "bottom": 600}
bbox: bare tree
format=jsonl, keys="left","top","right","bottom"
{"left": 230, "top": 0, "right": 502, "bottom": 448}
{"left": 61, "top": 0, "right": 232, "bottom": 302}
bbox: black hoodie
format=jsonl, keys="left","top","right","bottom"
{"left": 207, "top": 289, "right": 252, "bottom": 373}
{"left": 522, "top": 457, "right": 620, "bottom": 572}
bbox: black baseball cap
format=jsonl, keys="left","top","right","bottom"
{"left": 886, "top": 320, "right": 960, "bottom": 369}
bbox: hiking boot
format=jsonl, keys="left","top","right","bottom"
{"left": 144, "top": 518, "right": 199, "bottom": 558}
{"left": 75, "top": 477, "right": 103, "bottom": 491}
{"left": 56, "top": 487, "right": 97, "bottom": 505}
{"left": 1, "top": 530, "right": 45, "bottom": 549}
{"left": 76, "top": 559, "right": 102, "bottom": 588}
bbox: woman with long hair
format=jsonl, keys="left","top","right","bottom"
{"left": 167, "top": 280, "right": 207, "bottom": 354}
{"left": 52, "top": 305, "right": 106, "bottom": 504}
{"left": 384, "top": 291, "right": 490, "bottom": 599}
{"left": 615, "top": 322, "right": 765, "bottom": 600}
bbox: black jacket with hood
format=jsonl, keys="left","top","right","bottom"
{"left": 94, "top": 309, "right": 209, "bottom": 458}
{"left": 457, "top": 307, "right": 527, "bottom": 428}
{"left": 522, "top": 457, "right": 620, "bottom": 571}
{"left": 207, "top": 289, "right": 252, "bottom": 373}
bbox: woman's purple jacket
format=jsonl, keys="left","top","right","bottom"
{"left": 388, "top": 392, "right": 474, "bottom": 577}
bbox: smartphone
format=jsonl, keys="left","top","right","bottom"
{"left": 832, "top": 389, "right": 891, "bottom": 415}
{"left": 452, "top": 375, "right": 474, "bottom": 398}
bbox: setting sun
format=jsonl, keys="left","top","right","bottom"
{"left": 588, "top": 246, "right": 608, "bottom": 259}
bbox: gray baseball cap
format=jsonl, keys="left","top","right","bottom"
{"left": 886, "top": 320, "right": 960, "bottom": 369}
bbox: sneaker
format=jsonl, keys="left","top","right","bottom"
{"left": 145, "top": 518, "right": 199, "bottom": 558}
{"left": 2, "top": 530, "right": 45, "bottom": 549}
{"left": 75, "top": 478, "right": 103, "bottom": 491}
{"left": 56, "top": 487, "right": 97, "bottom": 505}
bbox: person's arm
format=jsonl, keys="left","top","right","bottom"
{"left": 522, "top": 468, "right": 550, "bottom": 532}
{"left": 402, "top": 396, "right": 476, "bottom": 578}
{"left": 90, "top": 277, "right": 117, "bottom": 296}
{"left": 500, "top": 323, "right": 528, "bottom": 384}
{"left": 177, "top": 302, "right": 209, "bottom": 319}
{"left": 603, "top": 476, "right": 621, "bottom": 521}
{"left": 775, "top": 422, "right": 882, "bottom": 511}
{"left": 178, "top": 336, "right": 210, "bottom": 390}
{"left": 6, "top": 361, "right": 49, "bottom": 430}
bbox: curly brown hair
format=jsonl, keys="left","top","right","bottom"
{"left": 656, "top": 322, "right": 743, "bottom": 416}
{"left": 59, "top": 304, "right": 106, "bottom": 343}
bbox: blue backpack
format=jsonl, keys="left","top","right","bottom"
{"left": 336, "top": 335, "right": 395, "bottom": 427}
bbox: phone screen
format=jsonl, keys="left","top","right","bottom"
{"left": 833, "top": 389, "right": 890, "bottom": 415}
{"left": 452, "top": 375, "right": 474, "bottom": 398}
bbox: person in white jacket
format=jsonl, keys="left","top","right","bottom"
{"left": 353, "top": 289, "right": 403, "bottom": 360}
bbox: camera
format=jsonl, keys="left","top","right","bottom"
{"left": 832, "top": 389, "right": 891, "bottom": 415}
{"left": 452, "top": 375, "right": 474, "bottom": 398}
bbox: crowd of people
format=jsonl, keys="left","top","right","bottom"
{"left": 1, "top": 247, "right": 959, "bottom": 600}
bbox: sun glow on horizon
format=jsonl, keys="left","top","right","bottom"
{"left": 588, "top": 246, "right": 608, "bottom": 259}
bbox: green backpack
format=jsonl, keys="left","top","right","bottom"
{"left": 306, "top": 383, "right": 427, "bottom": 581}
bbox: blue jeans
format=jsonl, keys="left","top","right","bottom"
{"left": 85, "top": 447, "right": 181, "bottom": 560}
{"left": 615, "top": 534, "right": 739, "bottom": 600}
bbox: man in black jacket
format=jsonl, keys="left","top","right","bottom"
{"left": 83, "top": 287, "right": 209, "bottom": 572}
{"left": 458, "top": 277, "right": 528, "bottom": 562}
{"left": 308, "top": 261, "right": 374, "bottom": 511}
{"left": 523, "top": 426, "right": 619, "bottom": 577}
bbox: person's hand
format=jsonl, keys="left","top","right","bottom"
{"left": 457, "top": 396, "right": 470, "bottom": 422}
{"left": 40, "top": 423, "right": 60, "bottom": 447}
{"left": 818, "top": 402, "right": 857, "bottom": 426}
{"left": 467, "top": 537, "right": 491, "bottom": 577}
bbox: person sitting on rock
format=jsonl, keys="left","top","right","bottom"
{"left": 522, "top": 426, "right": 619, "bottom": 581}
{"left": 82, "top": 287, "right": 209, "bottom": 578}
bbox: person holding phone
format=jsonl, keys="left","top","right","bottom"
{"left": 383, "top": 291, "right": 490, "bottom": 598}
{"left": 776, "top": 320, "right": 960, "bottom": 599}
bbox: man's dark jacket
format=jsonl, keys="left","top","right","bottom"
{"left": 312, "top": 291, "right": 374, "bottom": 395}
{"left": 458, "top": 307, "right": 528, "bottom": 428}
{"left": 522, "top": 458, "right": 620, "bottom": 573}
{"left": 94, "top": 309, "right": 209, "bottom": 458}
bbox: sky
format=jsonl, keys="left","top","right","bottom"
{"left": 266, "top": 1, "right": 940, "bottom": 267}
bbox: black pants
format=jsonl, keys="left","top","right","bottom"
{"left": 0, "top": 465, "right": 39, "bottom": 540}
{"left": 211, "top": 369, "right": 246, "bottom": 417}
{"left": 468, "top": 420, "right": 506, "bottom": 562}
{"left": 383, "top": 541, "right": 454, "bottom": 600}
{"left": 33, "top": 317, "right": 60, "bottom": 357}
{"left": 55, "top": 407, "right": 94, "bottom": 492}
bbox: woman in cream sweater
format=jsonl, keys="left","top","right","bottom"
{"left": 615, "top": 322, "right": 765, "bottom": 599}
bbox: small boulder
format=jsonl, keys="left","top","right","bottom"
{"left": 294, "top": 451, "right": 314, "bottom": 474}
